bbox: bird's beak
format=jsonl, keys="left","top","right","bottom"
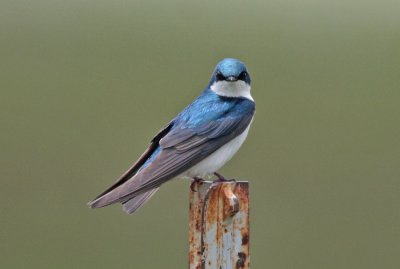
{"left": 225, "top": 76, "right": 238, "bottom": 82}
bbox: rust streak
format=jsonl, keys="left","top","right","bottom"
{"left": 222, "top": 184, "right": 239, "bottom": 219}
{"left": 241, "top": 233, "right": 249, "bottom": 246}
{"left": 236, "top": 252, "right": 247, "bottom": 269}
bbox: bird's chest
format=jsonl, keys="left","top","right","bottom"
{"left": 183, "top": 123, "right": 252, "bottom": 178}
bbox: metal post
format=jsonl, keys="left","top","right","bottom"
{"left": 189, "top": 181, "right": 250, "bottom": 269}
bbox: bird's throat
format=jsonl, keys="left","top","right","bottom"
{"left": 210, "top": 81, "right": 253, "bottom": 101}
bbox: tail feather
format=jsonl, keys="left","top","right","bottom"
{"left": 122, "top": 188, "right": 160, "bottom": 214}
{"left": 87, "top": 177, "right": 152, "bottom": 209}
{"left": 88, "top": 187, "right": 160, "bottom": 214}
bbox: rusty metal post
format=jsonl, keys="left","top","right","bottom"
{"left": 189, "top": 181, "right": 250, "bottom": 269}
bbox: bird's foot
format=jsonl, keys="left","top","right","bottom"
{"left": 190, "top": 177, "right": 204, "bottom": 192}
{"left": 213, "top": 172, "right": 236, "bottom": 183}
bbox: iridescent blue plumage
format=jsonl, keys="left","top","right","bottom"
{"left": 176, "top": 89, "right": 254, "bottom": 127}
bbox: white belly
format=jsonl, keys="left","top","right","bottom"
{"left": 183, "top": 122, "right": 252, "bottom": 178}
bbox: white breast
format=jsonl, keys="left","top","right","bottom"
{"left": 183, "top": 121, "right": 253, "bottom": 178}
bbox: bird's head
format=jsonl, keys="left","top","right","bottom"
{"left": 209, "top": 58, "right": 253, "bottom": 100}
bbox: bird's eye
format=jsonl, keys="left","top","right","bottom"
{"left": 238, "top": 71, "right": 247, "bottom": 81}
{"left": 216, "top": 72, "right": 225, "bottom": 81}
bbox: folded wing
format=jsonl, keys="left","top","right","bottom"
{"left": 89, "top": 98, "right": 255, "bottom": 211}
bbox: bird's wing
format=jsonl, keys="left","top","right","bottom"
{"left": 88, "top": 122, "right": 173, "bottom": 203}
{"left": 89, "top": 99, "right": 255, "bottom": 207}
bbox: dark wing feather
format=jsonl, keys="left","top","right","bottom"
{"left": 89, "top": 109, "right": 254, "bottom": 207}
{"left": 88, "top": 122, "right": 173, "bottom": 206}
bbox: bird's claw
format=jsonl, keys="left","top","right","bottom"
{"left": 213, "top": 172, "right": 236, "bottom": 183}
{"left": 190, "top": 177, "right": 204, "bottom": 192}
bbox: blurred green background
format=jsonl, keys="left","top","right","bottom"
{"left": 1, "top": 0, "right": 399, "bottom": 268}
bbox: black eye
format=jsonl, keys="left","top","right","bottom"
{"left": 238, "top": 71, "right": 247, "bottom": 81}
{"left": 216, "top": 72, "right": 225, "bottom": 81}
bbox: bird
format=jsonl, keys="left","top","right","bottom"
{"left": 88, "top": 58, "right": 255, "bottom": 214}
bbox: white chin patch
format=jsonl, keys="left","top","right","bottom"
{"left": 210, "top": 81, "right": 253, "bottom": 101}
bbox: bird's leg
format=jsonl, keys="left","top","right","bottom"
{"left": 213, "top": 172, "right": 236, "bottom": 183}
{"left": 190, "top": 177, "right": 204, "bottom": 192}
{"left": 214, "top": 172, "right": 226, "bottom": 181}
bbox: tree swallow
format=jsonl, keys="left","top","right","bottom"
{"left": 88, "top": 58, "right": 255, "bottom": 214}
